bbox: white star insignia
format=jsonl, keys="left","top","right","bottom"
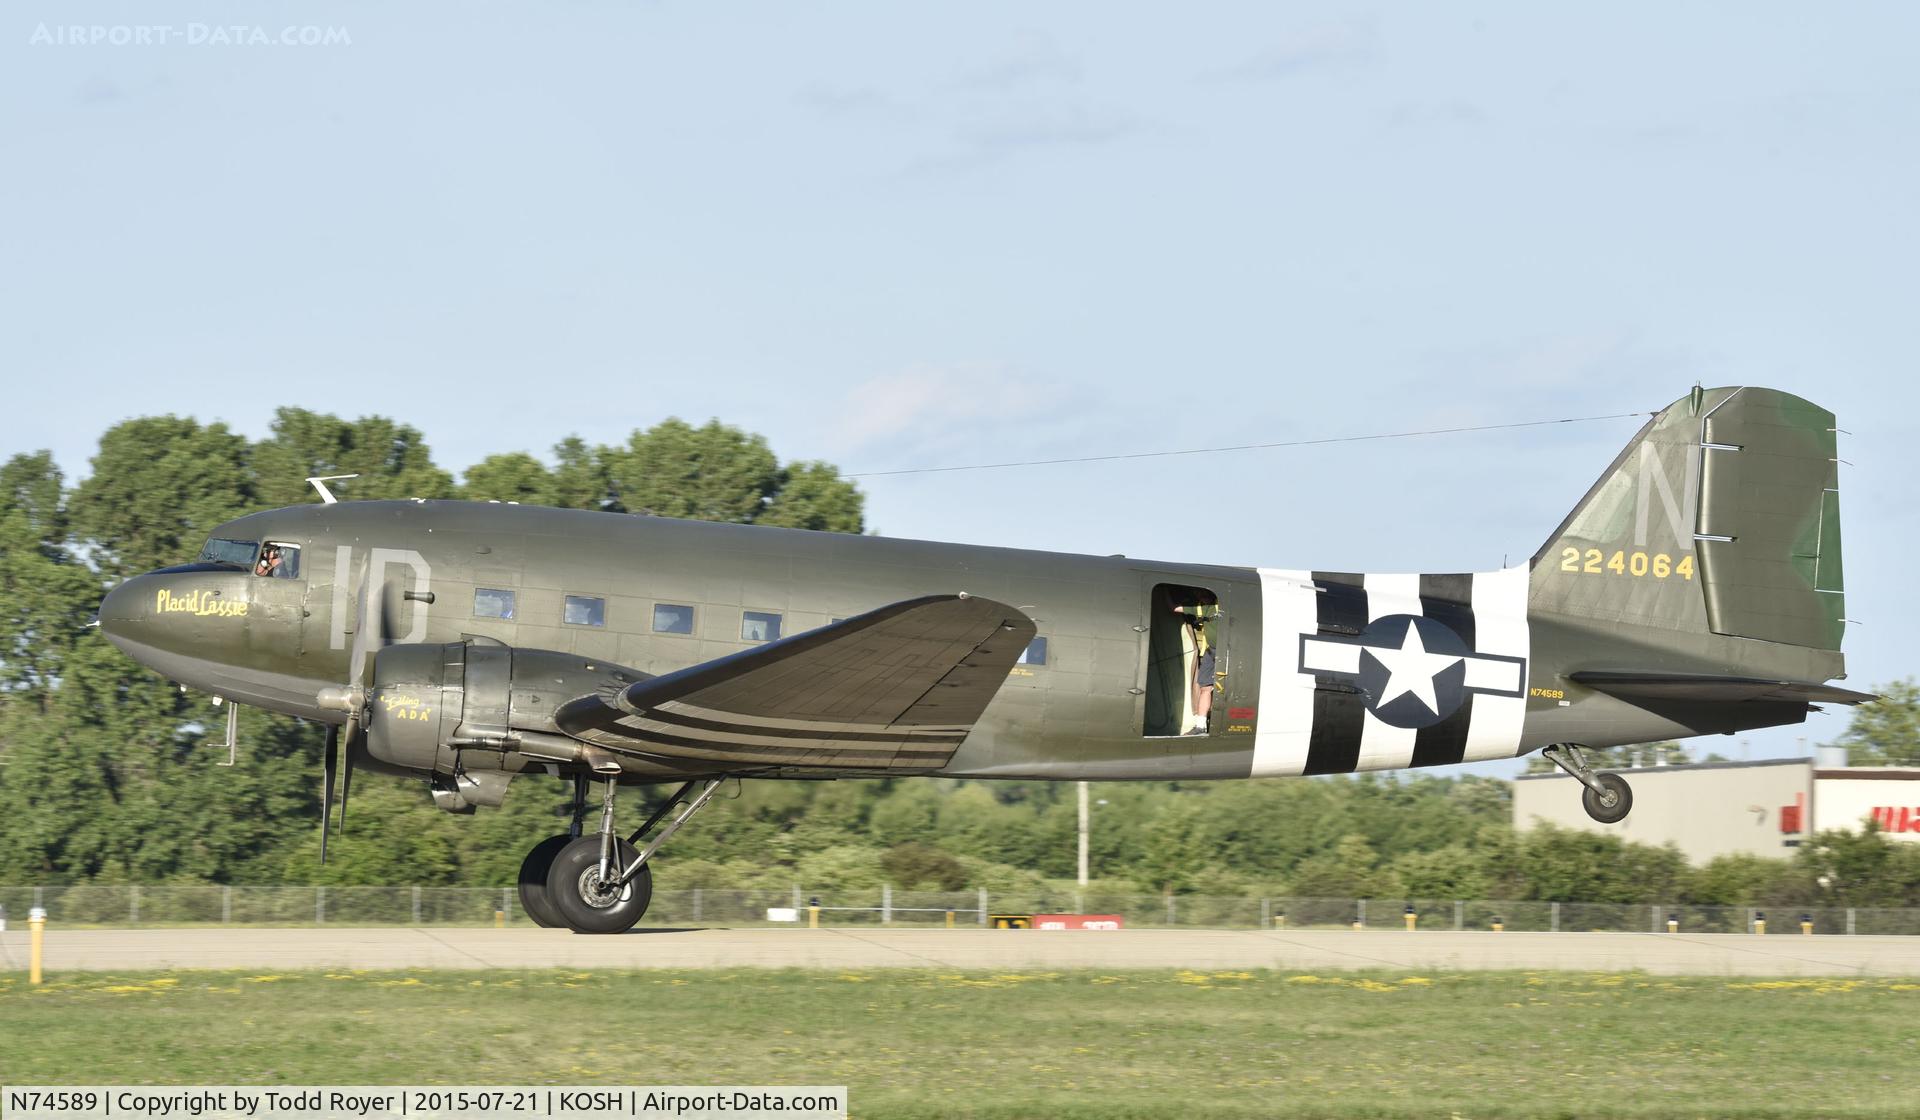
{"left": 1368, "top": 620, "right": 1464, "bottom": 716}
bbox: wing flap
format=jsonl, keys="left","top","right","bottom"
{"left": 555, "top": 595, "right": 1035, "bottom": 771}
{"left": 1569, "top": 670, "right": 1875, "bottom": 706}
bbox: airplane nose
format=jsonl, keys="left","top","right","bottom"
{"left": 99, "top": 575, "right": 154, "bottom": 653}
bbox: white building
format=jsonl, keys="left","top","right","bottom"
{"left": 1512, "top": 754, "right": 1920, "bottom": 864}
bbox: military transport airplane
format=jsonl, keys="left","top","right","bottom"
{"left": 97, "top": 386, "right": 1868, "bottom": 933}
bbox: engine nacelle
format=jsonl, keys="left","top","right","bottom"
{"left": 363, "top": 641, "right": 642, "bottom": 802}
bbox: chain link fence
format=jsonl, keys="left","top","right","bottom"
{"left": 4, "top": 884, "right": 1918, "bottom": 934}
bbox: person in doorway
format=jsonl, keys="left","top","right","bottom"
{"left": 1172, "top": 597, "right": 1221, "bottom": 734}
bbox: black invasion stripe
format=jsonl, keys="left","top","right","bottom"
{"left": 643, "top": 706, "right": 968, "bottom": 745}
{"left": 1303, "top": 573, "right": 1368, "bottom": 775}
{"left": 1411, "top": 573, "right": 1475, "bottom": 768}
{"left": 628, "top": 727, "right": 958, "bottom": 764}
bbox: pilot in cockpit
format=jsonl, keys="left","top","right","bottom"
{"left": 255, "top": 544, "right": 288, "bottom": 578}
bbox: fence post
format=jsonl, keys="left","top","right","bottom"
{"left": 793, "top": 884, "right": 802, "bottom": 911}
{"left": 1454, "top": 900, "right": 1464, "bottom": 931}
{"left": 34, "top": 886, "right": 44, "bottom": 909}
{"left": 1651, "top": 905, "right": 1660, "bottom": 934}
{"left": 1074, "top": 890, "right": 1084, "bottom": 916}
{"left": 977, "top": 888, "right": 987, "bottom": 926}
{"left": 882, "top": 884, "right": 892, "bottom": 925}
{"left": 1847, "top": 908, "right": 1856, "bottom": 936}
{"left": 1261, "top": 898, "right": 1271, "bottom": 929}
{"left": 1166, "top": 895, "right": 1176, "bottom": 926}
{"left": 1550, "top": 902, "right": 1560, "bottom": 933}
{"left": 130, "top": 884, "right": 140, "bottom": 926}
{"left": 693, "top": 888, "right": 703, "bottom": 923}
{"left": 1358, "top": 898, "right": 1367, "bottom": 929}
{"left": 223, "top": 886, "right": 232, "bottom": 925}
{"left": 502, "top": 887, "right": 512, "bottom": 924}
{"left": 316, "top": 886, "right": 326, "bottom": 925}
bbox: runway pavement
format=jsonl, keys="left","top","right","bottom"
{"left": 3, "top": 926, "right": 1918, "bottom": 976}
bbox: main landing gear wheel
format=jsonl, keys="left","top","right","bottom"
{"left": 547, "top": 835, "right": 653, "bottom": 934}
{"left": 1582, "top": 772, "right": 1633, "bottom": 824}
{"left": 1541, "top": 743, "right": 1635, "bottom": 825}
{"left": 517, "top": 834, "right": 573, "bottom": 929}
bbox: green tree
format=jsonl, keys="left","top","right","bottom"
{"left": 0, "top": 453, "right": 101, "bottom": 704}
{"left": 1794, "top": 825, "right": 1920, "bottom": 907}
{"left": 250, "top": 408, "right": 455, "bottom": 506}
{"left": 604, "top": 418, "right": 780, "bottom": 521}
{"left": 460, "top": 452, "right": 557, "bottom": 505}
{"left": 549, "top": 437, "right": 612, "bottom": 510}
{"left": 760, "top": 460, "right": 865, "bottom": 533}
{"left": 68, "top": 417, "right": 256, "bottom": 579}
{"left": 1834, "top": 679, "right": 1920, "bottom": 766}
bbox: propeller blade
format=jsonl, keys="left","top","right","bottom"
{"left": 320, "top": 725, "right": 339, "bottom": 865}
{"left": 346, "top": 562, "right": 373, "bottom": 686}
{"left": 339, "top": 725, "right": 362, "bottom": 835}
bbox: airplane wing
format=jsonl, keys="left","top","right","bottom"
{"left": 1568, "top": 671, "right": 1876, "bottom": 706}
{"left": 554, "top": 595, "right": 1035, "bottom": 771}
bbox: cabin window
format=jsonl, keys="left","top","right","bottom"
{"left": 564, "top": 595, "right": 606, "bottom": 627}
{"left": 652, "top": 603, "right": 695, "bottom": 635}
{"left": 1018, "top": 637, "right": 1049, "bottom": 666}
{"left": 742, "top": 611, "right": 783, "bottom": 642}
{"left": 1144, "top": 584, "right": 1222, "bottom": 738}
{"left": 197, "top": 538, "right": 257, "bottom": 569}
{"left": 254, "top": 542, "right": 300, "bottom": 580}
{"left": 474, "top": 587, "right": 516, "bottom": 621}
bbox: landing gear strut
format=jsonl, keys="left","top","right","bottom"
{"left": 538, "top": 775, "right": 727, "bottom": 935}
{"left": 1542, "top": 743, "right": 1633, "bottom": 824}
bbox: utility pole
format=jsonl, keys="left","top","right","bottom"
{"left": 1077, "top": 780, "right": 1090, "bottom": 887}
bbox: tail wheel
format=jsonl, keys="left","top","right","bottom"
{"left": 517, "top": 834, "right": 573, "bottom": 929}
{"left": 1582, "top": 772, "right": 1633, "bottom": 824}
{"left": 546, "top": 835, "right": 653, "bottom": 934}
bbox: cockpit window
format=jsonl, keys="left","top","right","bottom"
{"left": 254, "top": 542, "right": 301, "bottom": 579}
{"left": 196, "top": 538, "right": 258, "bottom": 570}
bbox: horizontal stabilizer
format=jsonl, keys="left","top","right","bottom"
{"left": 1569, "top": 670, "right": 1875, "bottom": 706}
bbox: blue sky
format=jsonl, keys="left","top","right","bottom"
{"left": 7, "top": 3, "right": 1917, "bottom": 769}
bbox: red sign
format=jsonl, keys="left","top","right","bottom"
{"left": 1227, "top": 707, "right": 1256, "bottom": 721}
{"left": 1869, "top": 806, "right": 1920, "bottom": 833}
{"left": 1032, "top": 914, "right": 1123, "bottom": 930}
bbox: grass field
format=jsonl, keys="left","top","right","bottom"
{"left": 2, "top": 968, "right": 1916, "bottom": 1119}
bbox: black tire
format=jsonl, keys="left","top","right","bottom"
{"left": 517, "top": 834, "right": 573, "bottom": 929}
{"left": 546, "top": 835, "right": 653, "bottom": 934}
{"left": 1582, "top": 772, "right": 1633, "bottom": 824}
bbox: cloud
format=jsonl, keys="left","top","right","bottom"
{"left": 955, "top": 102, "right": 1142, "bottom": 155}
{"left": 825, "top": 365, "right": 1093, "bottom": 466}
{"left": 1213, "top": 21, "right": 1379, "bottom": 82}
{"left": 955, "top": 32, "right": 1081, "bottom": 90}
{"left": 76, "top": 76, "right": 124, "bottom": 106}
{"left": 795, "top": 83, "right": 894, "bottom": 118}
{"left": 1386, "top": 100, "right": 1487, "bottom": 130}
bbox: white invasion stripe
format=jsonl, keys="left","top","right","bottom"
{"left": 1251, "top": 568, "right": 1318, "bottom": 777}
{"left": 1463, "top": 566, "right": 1531, "bottom": 762}
{"left": 1300, "top": 638, "right": 1361, "bottom": 675}
{"left": 1462, "top": 657, "right": 1523, "bottom": 693}
{"left": 1353, "top": 573, "right": 1421, "bottom": 773}
{"left": 628, "top": 716, "right": 947, "bottom": 755}
{"left": 656, "top": 700, "right": 968, "bottom": 736}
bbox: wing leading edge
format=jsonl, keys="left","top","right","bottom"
{"left": 555, "top": 595, "right": 1036, "bottom": 772}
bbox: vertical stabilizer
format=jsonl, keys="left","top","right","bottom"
{"left": 1531, "top": 386, "right": 1845, "bottom": 651}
